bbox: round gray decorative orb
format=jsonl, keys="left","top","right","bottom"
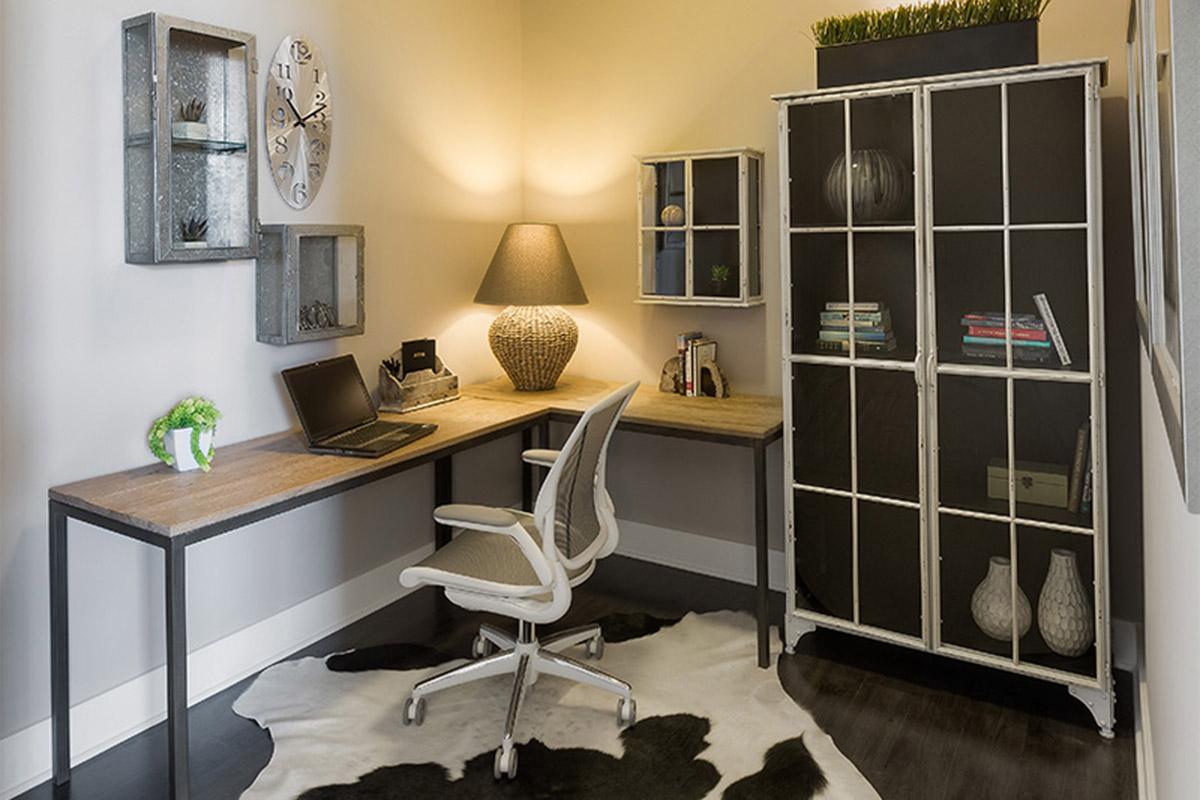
{"left": 971, "top": 556, "right": 1032, "bottom": 641}
{"left": 660, "top": 204, "right": 685, "bottom": 227}
{"left": 823, "top": 148, "right": 910, "bottom": 222}
{"left": 1037, "top": 548, "right": 1093, "bottom": 657}
{"left": 489, "top": 305, "right": 578, "bottom": 391}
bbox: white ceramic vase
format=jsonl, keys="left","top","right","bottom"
{"left": 1037, "top": 548, "right": 1093, "bottom": 657}
{"left": 162, "top": 427, "right": 215, "bottom": 472}
{"left": 971, "top": 556, "right": 1032, "bottom": 641}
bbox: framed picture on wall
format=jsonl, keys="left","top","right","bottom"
{"left": 1128, "top": 0, "right": 1200, "bottom": 511}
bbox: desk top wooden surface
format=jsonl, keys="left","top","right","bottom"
{"left": 49, "top": 376, "right": 781, "bottom": 538}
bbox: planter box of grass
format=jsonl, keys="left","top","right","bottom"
{"left": 813, "top": 0, "right": 1049, "bottom": 88}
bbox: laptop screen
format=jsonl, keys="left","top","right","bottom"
{"left": 282, "top": 355, "right": 377, "bottom": 443}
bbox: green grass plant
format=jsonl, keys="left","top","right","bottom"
{"left": 813, "top": 0, "right": 1052, "bottom": 47}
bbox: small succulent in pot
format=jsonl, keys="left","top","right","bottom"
{"left": 710, "top": 264, "right": 732, "bottom": 296}
{"left": 179, "top": 97, "right": 206, "bottom": 122}
{"left": 179, "top": 215, "right": 208, "bottom": 246}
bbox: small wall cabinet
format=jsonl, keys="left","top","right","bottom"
{"left": 637, "top": 148, "right": 763, "bottom": 307}
{"left": 778, "top": 61, "right": 1114, "bottom": 736}
{"left": 122, "top": 13, "right": 258, "bottom": 263}
{"left": 256, "top": 225, "right": 365, "bottom": 345}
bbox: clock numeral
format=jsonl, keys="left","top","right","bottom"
{"left": 292, "top": 182, "right": 309, "bottom": 205}
{"left": 314, "top": 90, "right": 326, "bottom": 104}
{"left": 273, "top": 135, "right": 289, "bottom": 155}
{"left": 276, "top": 62, "right": 291, "bottom": 80}
{"left": 271, "top": 107, "right": 287, "bottom": 127}
{"left": 290, "top": 39, "right": 312, "bottom": 64}
{"left": 310, "top": 119, "right": 328, "bottom": 134}
{"left": 309, "top": 138, "right": 326, "bottom": 158}
{"left": 308, "top": 163, "right": 322, "bottom": 179}
{"left": 275, "top": 85, "right": 294, "bottom": 101}
{"left": 313, "top": 67, "right": 322, "bottom": 83}
{"left": 276, "top": 162, "right": 294, "bottom": 181}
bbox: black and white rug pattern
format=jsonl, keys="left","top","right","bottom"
{"left": 233, "top": 611, "right": 878, "bottom": 799}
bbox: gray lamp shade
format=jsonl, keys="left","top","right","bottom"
{"left": 474, "top": 223, "right": 589, "bottom": 306}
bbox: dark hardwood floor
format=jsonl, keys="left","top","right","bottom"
{"left": 20, "top": 555, "right": 1136, "bottom": 800}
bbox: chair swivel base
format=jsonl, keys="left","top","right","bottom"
{"left": 402, "top": 621, "right": 635, "bottom": 781}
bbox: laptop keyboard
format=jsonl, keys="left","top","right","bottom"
{"left": 327, "top": 422, "right": 405, "bottom": 448}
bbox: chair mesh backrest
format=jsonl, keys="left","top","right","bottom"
{"left": 552, "top": 399, "right": 624, "bottom": 561}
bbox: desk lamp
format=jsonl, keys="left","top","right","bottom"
{"left": 474, "top": 223, "right": 588, "bottom": 390}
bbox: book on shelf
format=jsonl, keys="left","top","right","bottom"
{"left": 960, "top": 343, "right": 1051, "bottom": 364}
{"left": 962, "top": 335, "right": 1051, "bottom": 349}
{"left": 1081, "top": 458, "right": 1093, "bottom": 514}
{"left": 966, "top": 325, "right": 1048, "bottom": 341}
{"left": 1075, "top": 422, "right": 1094, "bottom": 515}
{"left": 690, "top": 339, "right": 716, "bottom": 397}
{"left": 819, "top": 308, "right": 893, "bottom": 327}
{"left": 1033, "top": 293, "right": 1072, "bottom": 367}
{"left": 824, "top": 301, "right": 880, "bottom": 312}
{"left": 676, "top": 331, "right": 703, "bottom": 396}
{"left": 819, "top": 329, "right": 892, "bottom": 343}
{"left": 817, "top": 337, "right": 897, "bottom": 353}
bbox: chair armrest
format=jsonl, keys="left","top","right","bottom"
{"left": 433, "top": 504, "right": 520, "bottom": 531}
{"left": 521, "top": 449, "right": 560, "bottom": 468}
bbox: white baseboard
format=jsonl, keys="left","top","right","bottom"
{"left": 0, "top": 543, "right": 434, "bottom": 800}
{"left": 613, "top": 518, "right": 787, "bottom": 592}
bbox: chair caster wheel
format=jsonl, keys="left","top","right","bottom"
{"left": 586, "top": 634, "right": 605, "bottom": 660}
{"left": 472, "top": 634, "right": 494, "bottom": 659}
{"left": 616, "top": 696, "right": 636, "bottom": 727}
{"left": 493, "top": 745, "right": 518, "bottom": 779}
{"left": 402, "top": 695, "right": 426, "bottom": 726}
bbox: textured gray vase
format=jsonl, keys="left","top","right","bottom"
{"left": 971, "top": 556, "right": 1032, "bottom": 641}
{"left": 1037, "top": 548, "right": 1093, "bottom": 657}
{"left": 822, "top": 148, "right": 910, "bottom": 222}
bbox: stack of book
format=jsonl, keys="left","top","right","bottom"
{"left": 816, "top": 302, "right": 896, "bottom": 354}
{"left": 676, "top": 331, "right": 717, "bottom": 397}
{"left": 961, "top": 294, "right": 1072, "bottom": 367}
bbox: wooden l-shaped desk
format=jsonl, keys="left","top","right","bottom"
{"left": 47, "top": 375, "right": 783, "bottom": 799}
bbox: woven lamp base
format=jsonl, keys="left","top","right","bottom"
{"left": 488, "top": 305, "right": 578, "bottom": 391}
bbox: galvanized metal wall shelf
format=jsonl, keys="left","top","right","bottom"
{"left": 256, "top": 224, "right": 365, "bottom": 345}
{"left": 122, "top": 13, "right": 258, "bottom": 263}
{"left": 636, "top": 147, "right": 764, "bottom": 307}
{"left": 776, "top": 60, "right": 1114, "bottom": 736}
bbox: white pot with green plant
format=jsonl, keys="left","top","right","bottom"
{"left": 148, "top": 397, "right": 222, "bottom": 472}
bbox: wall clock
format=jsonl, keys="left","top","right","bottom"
{"left": 265, "top": 34, "right": 331, "bottom": 209}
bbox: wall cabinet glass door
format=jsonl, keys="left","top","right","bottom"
{"left": 780, "top": 61, "right": 1112, "bottom": 737}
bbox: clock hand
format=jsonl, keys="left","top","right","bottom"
{"left": 285, "top": 96, "right": 306, "bottom": 128}
{"left": 298, "top": 104, "right": 327, "bottom": 123}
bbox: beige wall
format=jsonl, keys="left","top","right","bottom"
{"left": 522, "top": 0, "right": 1144, "bottom": 621}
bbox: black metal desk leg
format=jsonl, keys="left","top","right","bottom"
{"left": 50, "top": 501, "right": 70, "bottom": 785}
{"left": 165, "top": 542, "right": 190, "bottom": 799}
{"left": 521, "top": 427, "right": 534, "bottom": 512}
{"left": 434, "top": 456, "right": 453, "bottom": 548}
{"left": 753, "top": 441, "right": 770, "bottom": 668}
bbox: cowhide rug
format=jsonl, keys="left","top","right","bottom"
{"left": 233, "top": 610, "right": 878, "bottom": 799}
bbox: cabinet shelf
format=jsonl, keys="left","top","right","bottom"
{"left": 125, "top": 133, "right": 249, "bottom": 152}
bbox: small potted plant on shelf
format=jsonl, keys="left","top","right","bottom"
{"left": 173, "top": 96, "right": 207, "bottom": 141}
{"left": 179, "top": 215, "right": 208, "bottom": 248}
{"left": 710, "top": 264, "right": 732, "bottom": 296}
{"left": 147, "top": 396, "right": 222, "bottom": 473}
{"left": 811, "top": 0, "right": 1051, "bottom": 88}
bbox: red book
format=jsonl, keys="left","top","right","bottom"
{"left": 967, "top": 325, "right": 1048, "bottom": 342}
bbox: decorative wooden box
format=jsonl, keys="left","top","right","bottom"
{"left": 256, "top": 224, "right": 365, "bottom": 345}
{"left": 378, "top": 355, "right": 459, "bottom": 413}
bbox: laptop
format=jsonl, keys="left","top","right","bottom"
{"left": 282, "top": 355, "right": 437, "bottom": 457}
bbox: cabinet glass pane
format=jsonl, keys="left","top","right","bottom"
{"left": 931, "top": 86, "right": 1003, "bottom": 226}
{"left": 170, "top": 150, "right": 251, "bottom": 249}
{"left": 788, "top": 101, "right": 846, "bottom": 227}
{"left": 1009, "top": 77, "right": 1087, "bottom": 224}
{"left": 938, "top": 374, "right": 1008, "bottom": 515}
{"left": 641, "top": 231, "right": 686, "bottom": 297}
{"left": 934, "top": 231, "right": 1006, "bottom": 367}
{"left": 791, "top": 233, "right": 848, "bottom": 356}
{"left": 848, "top": 93, "right": 914, "bottom": 226}
{"left": 693, "top": 230, "right": 740, "bottom": 299}
{"left": 792, "top": 363, "right": 850, "bottom": 491}
{"left": 859, "top": 501, "right": 922, "bottom": 637}
{"left": 693, "top": 157, "right": 739, "bottom": 225}
{"left": 298, "top": 235, "right": 360, "bottom": 330}
{"left": 1016, "top": 526, "right": 1096, "bottom": 677}
{"left": 640, "top": 161, "right": 686, "bottom": 228}
{"left": 857, "top": 367, "right": 918, "bottom": 502}
{"left": 794, "top": 489, "right": 853, "bottom": 620}
{"left": 748, "top": 158, "right": 761, "bottom": 297}
{"left": 1011, "top": 229, "right": 1090, "bottom": 373}
{"left": 1013, "top": 380, "right": 1093, "bottom": 527}
{"left": 853, "top": 232, "right": 916, "bottom": 361}
{"left": 938, "top": 513, "right": 1012, "bottom": 657}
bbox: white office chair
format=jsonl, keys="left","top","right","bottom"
{"left": 398, "top": 381, "right": 639, "bottom": 780}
